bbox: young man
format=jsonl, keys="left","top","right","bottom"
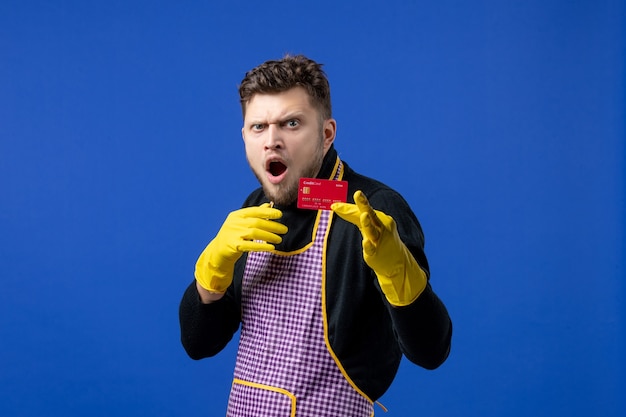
{"left": 179, "top": 54, "right": 452, "bottom": 416}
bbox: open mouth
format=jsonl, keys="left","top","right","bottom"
{"left": 268, "top": 161, "right": 287, "bottom": 177}
{"left": 265, "top": 158, "right": 288, "bottom": 185}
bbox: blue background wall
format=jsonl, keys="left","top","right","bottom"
{"left": 1, "top": 1, "right": 624, "bottom": 416}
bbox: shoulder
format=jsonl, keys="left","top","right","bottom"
{"left": 341, "top": 159, "right": 427, "bottom": 255}
{"left": 241, "top": 187, "right": 268, "bottom": 207}
{"left": 342, "top": 161, "right": 414, "bottom": 217}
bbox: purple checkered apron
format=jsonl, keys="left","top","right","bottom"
{"left": 227, "top": 163, "right": 374, "bottom": 417}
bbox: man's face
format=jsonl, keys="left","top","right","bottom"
{"left": 242, "top": 87, "right": 336, "bottom": 206}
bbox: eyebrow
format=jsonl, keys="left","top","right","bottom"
{"left": 246, "top": 111, "right": 306, "bottom": 126}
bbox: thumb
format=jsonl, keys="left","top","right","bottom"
{"left": 362, "top": 237, "right": 378, "bottom": 257}
{"left": 331, "top": 202, "right": 361, "bottom": 226}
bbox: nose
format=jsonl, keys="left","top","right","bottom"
{"left": 264, "top": 123, "right": 282, "bottom": 150}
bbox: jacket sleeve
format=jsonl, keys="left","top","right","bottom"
{"left": 386, "top": 282, "right": 452, "bottom": 369}
{"left": 371, "top": 189, "right": 452, "bottom": 369}
{"left": 178, "top": 281, "right": 240, "bottom": 360}
{"left": 179, "top": 196, "right": 259, "bottom": 360}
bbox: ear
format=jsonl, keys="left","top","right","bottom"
{"left": 241, "top": 126, "right": 245, "bottom": 142}
{"left": 322, "top": 118, "right": 337, "bottom": 153}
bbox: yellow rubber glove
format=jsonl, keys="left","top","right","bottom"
{"left": 195, "top": 204, "right": 288, "bottom": 293}
{"left": 331, "top": 191, "right": 427, "bottom": 306}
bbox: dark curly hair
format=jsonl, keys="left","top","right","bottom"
{"left": 238, "top": 54, "right": 332, "bottom": 120}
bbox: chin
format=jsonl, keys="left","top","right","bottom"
{"left": 263, "top": 182, "right": 298, "bottom": 207}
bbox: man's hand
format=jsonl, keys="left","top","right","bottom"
{"left": 195, "top": 204, "right": 288, "bottom": 295}
{"left": 331, "top": 191, "right": 427, "bottom": 306}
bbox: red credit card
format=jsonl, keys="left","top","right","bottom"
{"left": 297, "top": 178, "right": 348, "bottom": 210}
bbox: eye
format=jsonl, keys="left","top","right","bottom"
{"left": 251, "top": 123, "right": 265, "bottom": 131}
{"left": 285, "top": 119, "right": 299, "bottom": 128}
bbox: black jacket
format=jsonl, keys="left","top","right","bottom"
{"left": 179, "top": 146, "right": 452, "bottom": 401}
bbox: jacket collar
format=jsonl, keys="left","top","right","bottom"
{"left": 316, "top": 145, "right": 339, "bottom": 180}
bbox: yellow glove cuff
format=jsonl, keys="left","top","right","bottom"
{"left": 374, "top": 244, "right": 427, "bottom": 307}
{"left": 194, "top": 242, "right": 237, "bottom": 293}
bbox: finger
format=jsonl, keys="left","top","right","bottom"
{"left": 354, "top": 191, "right": 383, "bottom": 231}
{"left": 362, "top": 238, "right": 377, "bottom": 257}
{"left": 233, "top": 208, "right": 288, "bottom": 235}
{"left": 360, "top": 211, "right": 381, "bottom": 243}
{"left": 247, "top": 227, "right": 286, "bottom": 244}
{"left": 330, "top": 202, "right": 361, "bottom": 226}
{"left": 236, "top": 219, "right": 287, "bottom": 242}
{"left": 355, "top": 191, "right": 382, "bottom": 243}
{"left": 240, "top": 206, "right": 284, "bottom": 220}
{"left": 236, "top": 240, "right": 277, "bottom": 253}
{"left": 257, "top": 218, "right": 288, "bottom": 235}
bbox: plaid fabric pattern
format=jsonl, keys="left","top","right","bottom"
{"left": 227, "top": 163, "right": 373, "bottom": 417}
{"left": 229, "top": 381, "right": 294, "bottom": 416}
